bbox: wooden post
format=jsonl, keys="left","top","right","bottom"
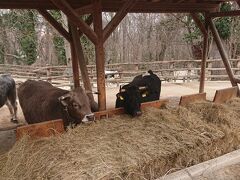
{"left": 199, "top": 16, "right": 209, "bottom": 93}
{"left": 46, "top": 64, "right": 52, "bottom": 82}
{"left": 93, "top": 0, "right": 106, "bottom": 111}
{"left": 208, "top": 18, "right": 237, "bottom": 86}
{"left": 207, "top": 61, "right": 213, "bottom": 81}
{"left": 68, "top": 21, "right": 80, "bottom": 88}
{"left": 187, "top": 62, "right": 192, "bottom": 82}
{"left": 69, "top": 23, "right": 96, "bottom": 107}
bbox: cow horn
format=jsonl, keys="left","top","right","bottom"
{"left": 85, "top": 90, "right": 100, "bottom": 95}
{"left": 139, "top": 86, "right": 147, "bottom": 90}
{"left": 59, "top": 94, "right": 70, "bottom": 100}
{"left": 120, "top": 88, "right": 126, "bottom": 92}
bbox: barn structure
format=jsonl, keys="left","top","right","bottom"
{"left": 0, "top": 0, "right": 240, "bottom": 111}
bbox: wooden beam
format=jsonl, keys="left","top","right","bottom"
{"left": 0, "top": 1, "right": 221, "bottom": 13}
{"left": 103, "top": 0, "right": 136, "bottom": 42}
{"left": 199, "top": 14, "right": 209, "bottom": 93}
{"left": 78, "top": 15, "right": 93, "bottom": 37}
{"left": 213, "top": 87, "right": 238, "bottom": 104}
{"left": 16, "top": 119, "right": 64, "bottom": 140}
{"left": 93, "top": 0, "right": 106, "bottom": 111}
{"left": 75, "top": 4, "right": 93, "bottom": 15}
{"left": 69, "top": 23, "right": 96, "bottom": 109}
{"left": 50, "top": 0, "right": 98, "bottom": 44}
{"left": 179, "top": 93, "right": 207, "bottom": 106}
{"left": 102, "top": 2, "right": 220, "bottom": 13}
{"left": 209, "top": 10, "right": 240, "bottom": 18}
{"left": 208, "top": 18, "right": 237, "bottom": 87}
{"left": 191, "top": 13, "right": 207, "bottom": 36}
{"left": 68, "top": 21, "right": 80, "bottom": 88}
{"left": 94, "top": 99, "right": 169, "bottom": 120}
{"left": 38, "top": 9, "right": 71, "bottom": 42}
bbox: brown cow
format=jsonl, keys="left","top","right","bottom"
{"left": 18, "top": 80, "right": 95, "bottom": 127}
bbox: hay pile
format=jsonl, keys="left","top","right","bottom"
{"left": 1, "top": 99, "right": 240, "bottom": 180}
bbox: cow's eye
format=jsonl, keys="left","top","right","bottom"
{"left": 73, "top": 103, "right": 80, "bottom": 109}
{"left": 119, "top": 96, "right": 124, "bottom": 100}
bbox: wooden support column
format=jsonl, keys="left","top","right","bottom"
{"left": 191, "top": 13, "right": 209, "bottom": 93}
{"left": 69, "top": 23, "right": 98, "bottom": 111}
{"left": 93, "top": 0, "right": 106, "bottom": 111}
{"left": 208, "top": 18, "right": 237, "bottom": 86}
{"left": 199, "top": 22, "right": 209, "bottom": 93}
{"left": 68, "top": 22, "right": 80, "bottom": 88}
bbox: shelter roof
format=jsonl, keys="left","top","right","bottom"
{"left": 0, "top": 0, "right": 232, "bottom": 13}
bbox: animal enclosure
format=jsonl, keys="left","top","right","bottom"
{"left": 1, "top": 58, "right": 240, "bottom": 88}
{"left": 1, "top": 98, "right": 240, "bottom": 179}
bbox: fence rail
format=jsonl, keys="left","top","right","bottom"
{"left": 1, "top": 58, "right": 240, "bottom": 87}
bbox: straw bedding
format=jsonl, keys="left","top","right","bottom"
{"left": 0, "top": 99, "right": 240, "bottom": 180}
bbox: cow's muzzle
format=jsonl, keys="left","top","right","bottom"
{"left": 133, "top": 111, "right": 142, "bottom": 117}
{"left": 82, "top": 113, "right": 95, "bottom": 123}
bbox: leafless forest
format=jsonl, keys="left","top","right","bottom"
{"left": 0, "top": 2, "right": 239, "bottom": 67}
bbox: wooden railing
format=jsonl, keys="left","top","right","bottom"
{"left": 1, "top": 58, "right": 240, "bottom": 87}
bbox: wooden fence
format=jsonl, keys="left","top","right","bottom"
{"left": 1, "top": 58, "right": 240, "bottom": 87}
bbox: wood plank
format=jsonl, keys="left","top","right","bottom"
{"left": 94, "top": 99, "right": 169, "bottom": 120}
{"left": 213, "top": 87, "right": 238, "bottom": 104}
{"left": 0, "top": 1, "right": 221, "bottom": 12}
{"left": 16, "top": 119, "right": 64, "bottom": 140}
{"left": 179, "top": 93, "right": 207, "bottom": 106}
{"left": 209, "top": 10, "right": 240, "bottom": 18}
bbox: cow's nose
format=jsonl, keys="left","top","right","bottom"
{"left": 134, "top": 111, "right": 142, "bottom": 117}
{"left": 82, "top": 113, "right": 95, "bottom": 123}
{"left": 86, "top": 113, "right": 95, "bottom": 121}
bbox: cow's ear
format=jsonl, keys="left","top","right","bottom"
{"left": 117, "top": 93, "right": 124, "bottom": 100}
{"left": 59, "top": 93, "right": 71, "bottom": 106}
{"left": 141, "top": 91, "right": 148, "bottom": 97}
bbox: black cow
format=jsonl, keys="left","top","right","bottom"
{"left": 115, "top": 70, "right": 161, "bottom": 116}
{"left": 0, "top": 74, "right": 18, "bottom": 123}
{"left": 18, "top": 80, "right": 95, "bottom": 127}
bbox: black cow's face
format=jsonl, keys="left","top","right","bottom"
{"left": 117, "top": 86, "right": 142, "bottom": 117}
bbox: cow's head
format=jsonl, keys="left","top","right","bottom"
{"left": 116, "top": 85, "right": 143, "bottom": 117}
{"left": 59, "top": 87, "right": 94, "bottom": 124}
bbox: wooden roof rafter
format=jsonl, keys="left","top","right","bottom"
{"left": 103, "top": 0, "right": 137, "bottom": 42}
{"left": 37, "top": 9, "right": 71, "bottom": 42}
{"left": 0, "top": 0, "right": 228, "bottom": 13}
{"left": 50, "top": 0, "right": 98, "bottom": 44}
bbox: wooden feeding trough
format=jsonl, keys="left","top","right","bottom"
{"left": 16, "top": 119, "right": 65, "bottom": 140}
{"left": 16, "top": 99, "right": 168, "bottom": 139}
{"left": 94, "top": 99, "right": 169, "bottom": 120}
{"left": 179, "top": 93, "right": 207, "bottom": 106}
{"left": 213, "top": 86, "right": 238, "bottom": 104}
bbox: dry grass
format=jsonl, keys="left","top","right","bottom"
{"left": 1, "top": 99, "right": 240, "bottom": 180}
